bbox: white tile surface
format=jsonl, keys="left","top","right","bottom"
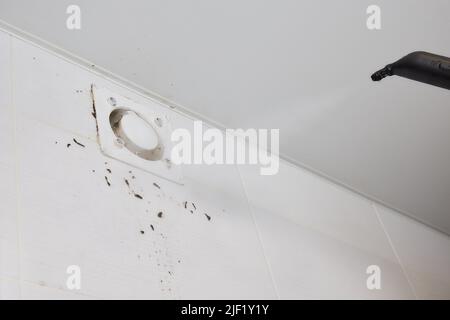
{"left": 14, "top": 113, "right": 275, "bottom": 299}
{"left": 377, "top": 205, "right": 450, "bottom": 299}
{"left": 0, "top": 277, "right": 20, "bottom": 299}
{"left": 253, "top": 208, "right": 415, "bottom": 299}
{"left": 0, "top": 164, "right": 19, "bottom": 280}
{"left": 12, "top": 38, "right": 97, "bottom": 141}
{"left": 239, "top": 161, "right": 415, "bottom": 299}
{"left": 20, "top": 281, "right": 96, "bottom": 300}
{"left": 0, "top": 30, "right": 10, "bottom": 105}
{"left": 10, "top": 34, "right": 275, "bottom": 300}
{"left": 239, "top": 161, "right": 398, "bottom": 260}
{"left": 0, "top": 30, "right": 14, "bottom": 167}
{"left": 0, "top": 31, "right": 18, "bottom": 283}
{"left": 11, "top": 37, "right": 181, "bottom": 143}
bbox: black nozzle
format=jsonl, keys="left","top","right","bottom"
{"left": 371, "top": 65, "right": 393, "bottom": 81}
{"left": 371, "top": 51, "right": 450, "bottom": 90}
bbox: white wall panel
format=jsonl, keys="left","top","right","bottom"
{"left": 0, "top": 277, "right": 20, "bottom": 299}
{"left": 377, "top": 205, "right": 450, "bottom": 299}
{"left": 0, "top": 31, "right": 14, "bottom": 166}
{"left": 10, "top": 35, "right": 276, "bottom": 299}
{"left": 0, "top": 28, "right": 448, "bottom": 299}
{"left": 238, "top": 161, "right": 415, "bottom": 299}
{"left": 0, "top": 31, "right": 19, "bottom": 287}
{"left": 0, "top": 164, "right": 19, "bottom": 281}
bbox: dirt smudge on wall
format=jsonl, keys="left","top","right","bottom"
{"left": 73, "top": 138, "right": 85, "bottom": 148}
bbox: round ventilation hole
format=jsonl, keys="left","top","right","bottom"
{"left": 109, "top": 108, "right": 164, "bottom": 161}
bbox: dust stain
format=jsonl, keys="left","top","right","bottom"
{"left": 90, "top": 84, "right": 99, "bottom": 134}
{"left": 73, "top": 138, "right": 85, "bottom": 148}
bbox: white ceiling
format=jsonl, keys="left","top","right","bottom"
{"left": 1, "top": 0, "right": 450, "bottom": 234}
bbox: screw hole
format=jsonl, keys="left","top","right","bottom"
{"left": 108, "top": 97, "right": 117, "bottom": 106}
{"left": 154, "top": 117, "right": 163, "bottom": 127}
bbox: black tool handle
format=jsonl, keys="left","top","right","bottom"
{"left": 371, "top": 51, "right": 450, "bottom": 90}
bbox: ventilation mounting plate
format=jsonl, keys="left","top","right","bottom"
{"left": 91, "top": 85, "right": 182, "bottom": 184}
